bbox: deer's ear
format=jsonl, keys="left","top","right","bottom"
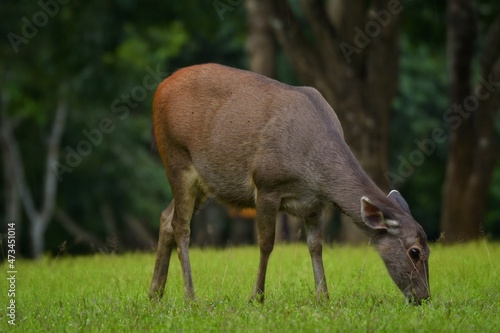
{"left": 361, "top": 196, "right": 399, "bottom": 230}
{"left": 387, "top": 190, "right": 411, "bottom": 215}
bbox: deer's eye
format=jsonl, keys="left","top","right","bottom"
{"left": 409, "top": 248, "right": 421, "bottom": 261}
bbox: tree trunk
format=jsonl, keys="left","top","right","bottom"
{"left": 441, "top": 0, "right": 499, "bottom": 242}
{"left": 2, "top": 155, "right": 21, "bottom": 230}
{"left": 248, "top": 0, "right": 400, "bottom": 243}
{"left": 30, "top": 217, "right": 46, "bottom": 258}
{"left": 245, "top": 0, "right": 277, "bottom": 78}
{"left": 1, "top": 91, "right": 22, "bottom": 246}
{"left": 0, "top": 89, "right": 68, "bottom": 258}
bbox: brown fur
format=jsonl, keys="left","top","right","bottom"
{"left": 149, "top": 64, "right": 430, "bottom": 304}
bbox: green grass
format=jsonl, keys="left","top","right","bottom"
{"left": 1, "top": 242, "right": 499, "bottom": 332}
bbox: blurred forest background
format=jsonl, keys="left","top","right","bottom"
{"left": 1, "top": 0, "right": 499, "bottom": 259}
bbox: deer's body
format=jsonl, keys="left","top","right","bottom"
{"left": 150, "top": 64, "right": 430, "bottom": 304}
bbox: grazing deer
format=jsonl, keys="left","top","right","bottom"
{"left": 149, "top": 64, "right": 430, "bottom": 305}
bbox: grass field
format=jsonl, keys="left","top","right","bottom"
{"left": 1, "top": 241, "right": 499, "bottom": 332}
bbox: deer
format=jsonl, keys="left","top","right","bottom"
{"left": 148, "top": 63, "right": 430, "bottom": 305}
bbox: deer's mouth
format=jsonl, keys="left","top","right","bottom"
{"left": 405, "top": 289, "right": 430, "bottom": 306}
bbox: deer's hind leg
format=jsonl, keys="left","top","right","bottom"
{"left": 170, "top": 167, "right": 205, "bottom": 301}
{"left": 149, "top": 202, "right": 176, "bottom": 300}
{"left": 250, "top": 191, "right": 280, "bottom": 303}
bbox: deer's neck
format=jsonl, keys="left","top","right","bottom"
{"left": 324, "top": 147, "right": 389, "bottom": 228}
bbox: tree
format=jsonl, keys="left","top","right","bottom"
{"left": 246, "top": 0, "right": 402, "bottom": 242}
{"left": 0, "top": 1, "right": 71, "bottom": 258}
{"left": 245, "top": 0, "right": 277, "bottom": 78}
{"left": 441, "top": 0, "right": 500, "bottom": 241}
{"left": 0, "top": 82, "right": 68, "bottom": 258}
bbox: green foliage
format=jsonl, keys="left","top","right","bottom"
{"left": 0, "top": 0, "right": 248, "bottom": 255}
{"left": 1, "top": 243, "right": 499, "bottom": 332}
{"left": 112, "top": 22, "right": 188, "bottom": 70}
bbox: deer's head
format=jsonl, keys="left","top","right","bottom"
{"left": 361, "top": 190, "right": 430, "bottom": 305}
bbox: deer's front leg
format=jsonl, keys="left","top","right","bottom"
{"left": 305, "top": 213, "right": 329, "bottom": 300}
